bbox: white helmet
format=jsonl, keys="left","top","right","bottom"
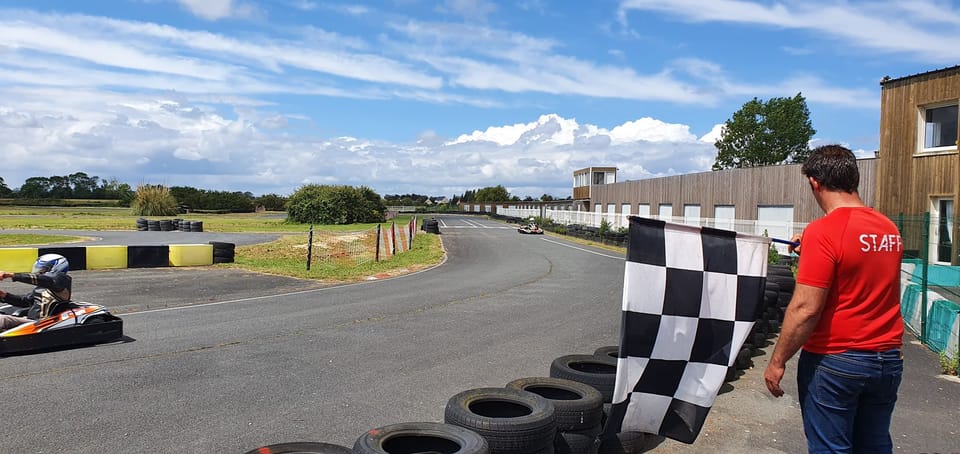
{"left": 33, "top": 253, "right": 69, "bottom": 274}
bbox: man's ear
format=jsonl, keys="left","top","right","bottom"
{"left": 808, "top": 176, "right": 821, "bottom": 192}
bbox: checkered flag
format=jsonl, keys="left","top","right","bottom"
{"left": 603, "top": 216, "right": 769, "bottom": 444}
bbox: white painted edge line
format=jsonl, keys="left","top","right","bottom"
{"left": 540, "top": 238, "right": 625, "bottom": 260}
{"left": 123, "top": 239, "right": 450, "bottom": 317}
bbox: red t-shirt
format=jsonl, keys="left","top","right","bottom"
{"left": 796, "top": 207, "right": 904, "bottom": 354}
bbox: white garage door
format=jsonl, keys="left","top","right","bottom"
{"left": 757, "top": 206, "right": 794, "bottom": 254}
{"left": 714, "top": 205, "right": 735, "bottom": 232}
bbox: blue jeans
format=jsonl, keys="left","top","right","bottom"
{"left": 797, "top": 349, "right": 903, "bottom": 454}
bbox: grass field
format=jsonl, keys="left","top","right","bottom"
{"left": 0, "top": 207, "right": 443, "bottom": 280}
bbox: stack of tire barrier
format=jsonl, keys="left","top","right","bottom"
{"left": 549, "top": 350, "right": 646, "bottom": 454}
{"left": 422, "top": 218, "right": 441, "bottom": 234}
{"left": 244, "top": 345, "right": 661, "bottom": 454}
{"left": 181, "top": 220, "right": 203, "bottom": 232}
{"left": 209, "top": 241, "right": 235, "bottom": 263}
{"left": 136, "top": 218, "right": 203, "bottom": 232}
{"left": 245, "top": 423, "right": 489, "bottom": 454}
{"left": 445, "top": 387, "right": 557, "bottom": 454}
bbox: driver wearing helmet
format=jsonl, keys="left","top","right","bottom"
{"left": 0, "top": 254, "right": 73, "bottom": 330}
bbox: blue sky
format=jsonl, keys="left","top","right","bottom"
{"left": 0, "top": 0, "right": 956, "bottom": 198}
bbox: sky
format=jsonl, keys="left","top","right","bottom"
{"left": 0, "top": 0, "right": 957, "bottom": 199}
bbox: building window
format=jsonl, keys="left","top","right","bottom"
{"left": 593, "top": 172, "right": 606, "bottom": 185}
{"left": 920, "top": 103, "right": 958, "bottom": 153}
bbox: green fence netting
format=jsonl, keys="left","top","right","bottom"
{"left": 893, "top": 213, "right": 960, "bottom": 365}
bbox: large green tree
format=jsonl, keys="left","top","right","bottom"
{"left": 712, "top": 93, "right": 816, "bottom": 170}
{"left": 474, "top": 185, "right": 510, "bottom": 202}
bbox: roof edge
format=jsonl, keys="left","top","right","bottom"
{"left": 880, "top": 64, "right": 960, "bottom": 87}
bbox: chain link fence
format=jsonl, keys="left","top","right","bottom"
{"left": 306, "top": 217, "right": 419, "bottom": 268}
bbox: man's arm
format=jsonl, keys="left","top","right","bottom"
{"left": 763, "top": 283, "right": 830, "bottom": 397}
{"left": 11, "top": 272, "right": 70, "bottom": 292}
{"left": 0, "top": 271, "right": 30, "bottom": 307}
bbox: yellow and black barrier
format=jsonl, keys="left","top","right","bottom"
{"left": 0, "top": 243, "right": 229, "bottom": 272}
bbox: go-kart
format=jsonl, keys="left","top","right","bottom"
{"left": 518, "top": 223, "right": 544, "bottom": 234}
{"left": 1, "top": 301, "right": 123, "bottom": 355}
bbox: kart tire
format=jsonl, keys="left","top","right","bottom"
{"left": 353, "top": 422, "right": 488, "bottom": 454}
{"left": 213, "top": 255, "right": 234, "bottom": 264}
{"left": 549, "top": 355, "right": 618, "bottom": 403}
{"left": 444, "top": 387, "right": 557, "bottom": 454}
{"left": 243, "top": 442, "right": 351, "bottom": 454}
{"left": 505, "top": 377, "right": 603, "bottom": 432}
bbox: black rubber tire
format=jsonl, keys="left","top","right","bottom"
{"left": 353, "top": 422, "right": 488, "bottom": 454}
{"left": 592, "top": 346, "right": 619, "bottom": 361}
{"left": 557, "top": 431, "right": 598, "bottom": 454}
{"left": 734, "top": 347, "right": 753, "bottom": 370}
{"left": 505, "top": 377, "right": 603, "bottom": 432}
{"left": 767, "top": 275, "right": 795, "bottom": 295}
{"left": 213, "top": 249, "right": 236, "bottom": 259}
{"left": 243, "top": 442, "right": 351, "bottom": 454}
{"left": 444, "top": 387, "right": 557, "bottom": 454}
{"left": 724, "top": 365, "right": 739, "bottom": 382}
{"left": 597, "top": 431, "right": 646, "bottom": 454}
{"left": 147, "top": 220, "right": 160, "bottom": 231}
{"left": 763, "top": 289, "right": 779, "bottom": 308}
{"left": 209, "top": 241, "right": 235, "bottom": 250}
{"left": 549, "top": 355, "right": 618, "bottom": 403}
{"left": 213, "top": 255, "right": 234, "bottom": 264}
{"left": 768, "top": 265, "right": 794, "bottom": 277}
{"left": 191, "top": 221, "right": 203, "bottom": 232}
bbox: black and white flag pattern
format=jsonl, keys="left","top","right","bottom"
{"left": 603, "top": 216, "right": 768, "bottom": 444}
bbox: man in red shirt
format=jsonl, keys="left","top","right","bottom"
{"left": 764, "top": 145, "right": 903, "bottom": 453}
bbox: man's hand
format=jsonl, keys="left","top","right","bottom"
{"left": 788, "top": 234, "right": 803, "bottom": 255}
{"left": 764, "top": 362, "right": 785, "bottom": 397}
{"left": 0, "top": 271, "right": 13, "bottom": 280}
{"left": 0, "top": 289, "right": 7, "bottom": 299}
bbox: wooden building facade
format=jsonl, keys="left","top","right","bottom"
{"left": 587, "top": 159, "right": 877, "bottom": 225}
{"left": 877, "top": 65, "right": 959, "bottom": 264}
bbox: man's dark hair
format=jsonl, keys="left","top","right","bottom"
{"left": 801, "top": 145, "right": 859, "bottom": 193}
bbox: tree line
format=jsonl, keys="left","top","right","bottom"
{"left": 0, "top": 173, "right": 287, "bottom": 213}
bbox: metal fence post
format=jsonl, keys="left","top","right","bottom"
{"left": 391, "top": 221, "right": 397, "bottom": 256}
{"left": 306, "top": 224, "right": 313, "bottom": 271}
{"left": 921, "top": 212, "right": 929, "bottom": 344}
{"left": 375, "top": 224, "right": 381, "bottom": 262}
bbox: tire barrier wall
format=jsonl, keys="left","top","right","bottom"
{"left": 0, "top": 242, "right": 231, "bottom": 272}
{"left": 136, "top": 218, "right": 203, "bottom": 232}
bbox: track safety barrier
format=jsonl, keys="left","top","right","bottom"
{"left": 0, "top": 242, "right": 233, "bottom": 272}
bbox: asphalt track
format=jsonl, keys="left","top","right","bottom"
{"left": 1, "top": 215, "right": 958, "bottom": 453}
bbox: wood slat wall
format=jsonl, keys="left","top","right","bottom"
{"left": 877, "top": 69, "right": 959, "bottom": 218}
{"left": 589, "top": 159, "right": 876, "bottom": 223}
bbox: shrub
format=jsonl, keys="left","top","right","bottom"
{"left": 131, "top": 184, "right": 178, "bottom": 216}
{"left": 286, "top": 184, "right": 386, "bottom": 225}
{"left": 599, "top": 218, "right": 611, "bottom": 238}
{"left": 939, "top": 351, "right": 958, "bottom": 375}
